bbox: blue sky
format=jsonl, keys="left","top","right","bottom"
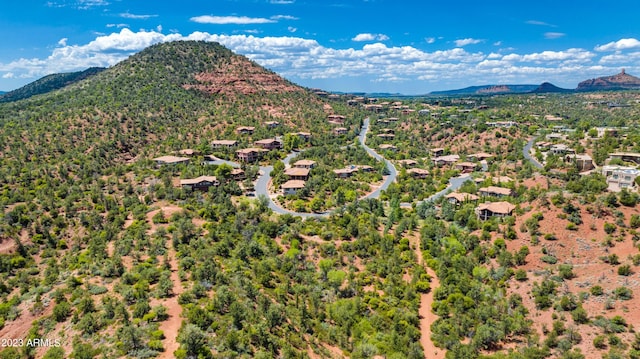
{"left": 1, "top": 0, "right": 639, "bottom": 94}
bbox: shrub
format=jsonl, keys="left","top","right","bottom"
{"left": 593, "top": 334, "right": 607, "bottom": 349}
{"left": 604, "top": 223, "right": 617, "bottom": 234}
{"left": 614, "top": 286, "right": 633, "bottom": 300}
{"left": 590, "top": 285, "right": 604, "bottom": 296}
{"left": 541, "top": 255, "right": 558, "bottom": 264}
{"left": 618, "top": 264, "right": 633, "bottom": 276}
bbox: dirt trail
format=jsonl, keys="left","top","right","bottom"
{"left": 409, "top": 231, "right": 445, "bottom": 359}
{"left": 156, "top": 247, "right": 184, "bottom": 358}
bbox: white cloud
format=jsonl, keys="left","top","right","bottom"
{"left": 425, "top": 37, "right": 435, "bottom": 44}
{"left": 454, "top": 38, "right": 482, "bottom": 47}
{"left": 120, "top": 13, "right": 158, "bottom": 20}
{"left": 352, "top": 33, "right": 389, "bottom": 42}
{"left": 521, "top": 48, "right": 594, "bottom": 63}
{"left": 190, "top": 15, "right": 276, "bottom": 25}
{"left": 106, "top": 23, "right": 129, "bottom": 28}
{"left": 526, "top": 20, "right": 556, "bottom": 27}
{"left": 271, "top": 15, "right": 298, "bottom": 20}
{"left": 595, "top": 38, "right": 640, "bottom": 51}
{"left": 288, "top": 27, "right": 297, "bottom": 33}
{"left": 58, "top": 38, "right": 68, "bottom": 46}
{"left": 2, "top": 29, "right": 640, "bottom": 93}
{"left": 270, "top": 0, "right": 295, "bottom": 3}
{"left": 544, "top": 32, "right": 566, "bottom": 39}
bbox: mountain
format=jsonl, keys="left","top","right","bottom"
{"left": 576, "top": 69, "right": 640, "bottom": 91}
{"left": 531, "top": 82, "right": 572, "bottom": 93}
{"left": 0, "top": 67, "right": 105, "bottom": 103}
{"left": 431, "top": 84, "right": 538, "bottom": 95}
{"left": 0, "top": 41, "right": 334, "bottom": 162}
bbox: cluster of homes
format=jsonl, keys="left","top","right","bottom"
{"left": 445, "top": 181, "right": 516, "bottom": 220}
{"left": 535, "top": 127, "right": 640, "bottom": 192}
{"left": 210, "top": 124, "right": 313, "bottom": 164}
{"left": 281, "top": 160, "right": 316, "bottom": 195}
{"left": 153, "top": 153, "right": 246, "bottom": 191}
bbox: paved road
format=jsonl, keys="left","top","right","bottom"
{"left": 523, "top": 136, "right": 543, "bottom": 169}
{"left": 359, "top": 118, "right": 398, "bottom": 199}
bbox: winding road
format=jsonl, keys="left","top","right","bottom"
{"left": 523, "top": 136, "right": 543, "bottom": 169}
{"left": 254, "top": 117, "right": 398, "bottom": 217}
{"left": 242, "top": 117, "right": 471, "bottom": 218}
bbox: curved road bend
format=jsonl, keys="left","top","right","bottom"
{"left": 523, "top": 136, "right": 543, "bottom": 169}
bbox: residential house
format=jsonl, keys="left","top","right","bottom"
{"left": 487, "top": 121, "right": 517, "bottom": 128}
{"left": 549, "top": 144, "right": 575, "bottom": 155}
{"left": 333, "top": 166, "right": 359, "bottom": 178}
{"left": 284, "top": 167, "right": 310, "bottom": 181}
{"left": 293, "top": 160, "right": 316, "bottom": 169}
{"left": 433, "top": 154, "right": 460, "bottom": 167}
{"left": 546, "top": 133, "right": 565, "bottom": 141}
{"left": 380, "top": 128, "right": 395, "bottom": 134}
{"left": 398, "top": 159, "right": 418, "bottom": 168}
{"left": 231, "top": 168, "right": 246, "bottom": 181}
{"left": 254, "top": 138, "right": 283, "bottom": 150}
{"left": 467, "top": 152, "right": 493, "bottom": 161}
{"left": 455, "top": 162, "right": 477, "bottom": 173}
{"left": 478, "top": 186, "right": 514, "bottom": 198}
{"left": 292, "top": 132, "right": 312, "bottom": 141}
{"left": 153, "top": 155, "right": 190, "bottom": 166}
{"left": 333, "top": 127, "right": 348, "bottom": 135}
{"left": 406, "top": 168, "right": 430, "bottom": 179}
{"left": 595, "top": 127, "right": 627, "bottom": 138}
{"left": 475, "top": 202, "right": 516, "bottom": 220}
{"left": 327, "top": 114, "right": 346, "bottom": 124}
{"left": 376, "top": 133, "right": 395, "bottom": 140}
{"left": 379, "top": 144, "right": 397, "bottom": 151}
{"left": 445, "top": 192, "right": 479, "bottom": 206}
{"left": 544, "top": 115, "right": 563, "bottom": 122}
{"left": 264, "top": 121, "right": 280, "bottom": 128}
{"left": 180, "top": 176, "right": 219, "bottom": 191}
{"left": 363, "top": 104, "right": 384, "bottom": 112}
{"left": 565, "top": 154, "right": 594, "bottom": 172}
{"left": 535, "top": 141, "right": 553, "bottom": 150}
{"left": 282, "top": 180, "right": 306, "bottom": 195}
{"left": 236, "top": 148, "right": 268, "bottom": 162}
{"left": 602, "top": 165, "right": 640, "bottom": 192}
{"left": 236, "top": 126, "right": 255, "bottom": 135}
{"left": 358, "top": 165, "right": 374, "bottom": 173}
{"left": 178, "top": 149, "right": 199, "bottom": 156}
{"left": 211, "top": 140, "right": 238, "bottom": 149}
{"left": 608, "top": 152, "right": 640, "bottom": 165}
{"left": 430, "top": 148, "right": 445, "bottom": 157}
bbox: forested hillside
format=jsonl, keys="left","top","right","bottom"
{"left": 0, "top": 67, "right": 105, "bottom": 103}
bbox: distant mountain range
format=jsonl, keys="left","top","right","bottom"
{"left": 429, "top": 69, "right": 640, "bottom": 95}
